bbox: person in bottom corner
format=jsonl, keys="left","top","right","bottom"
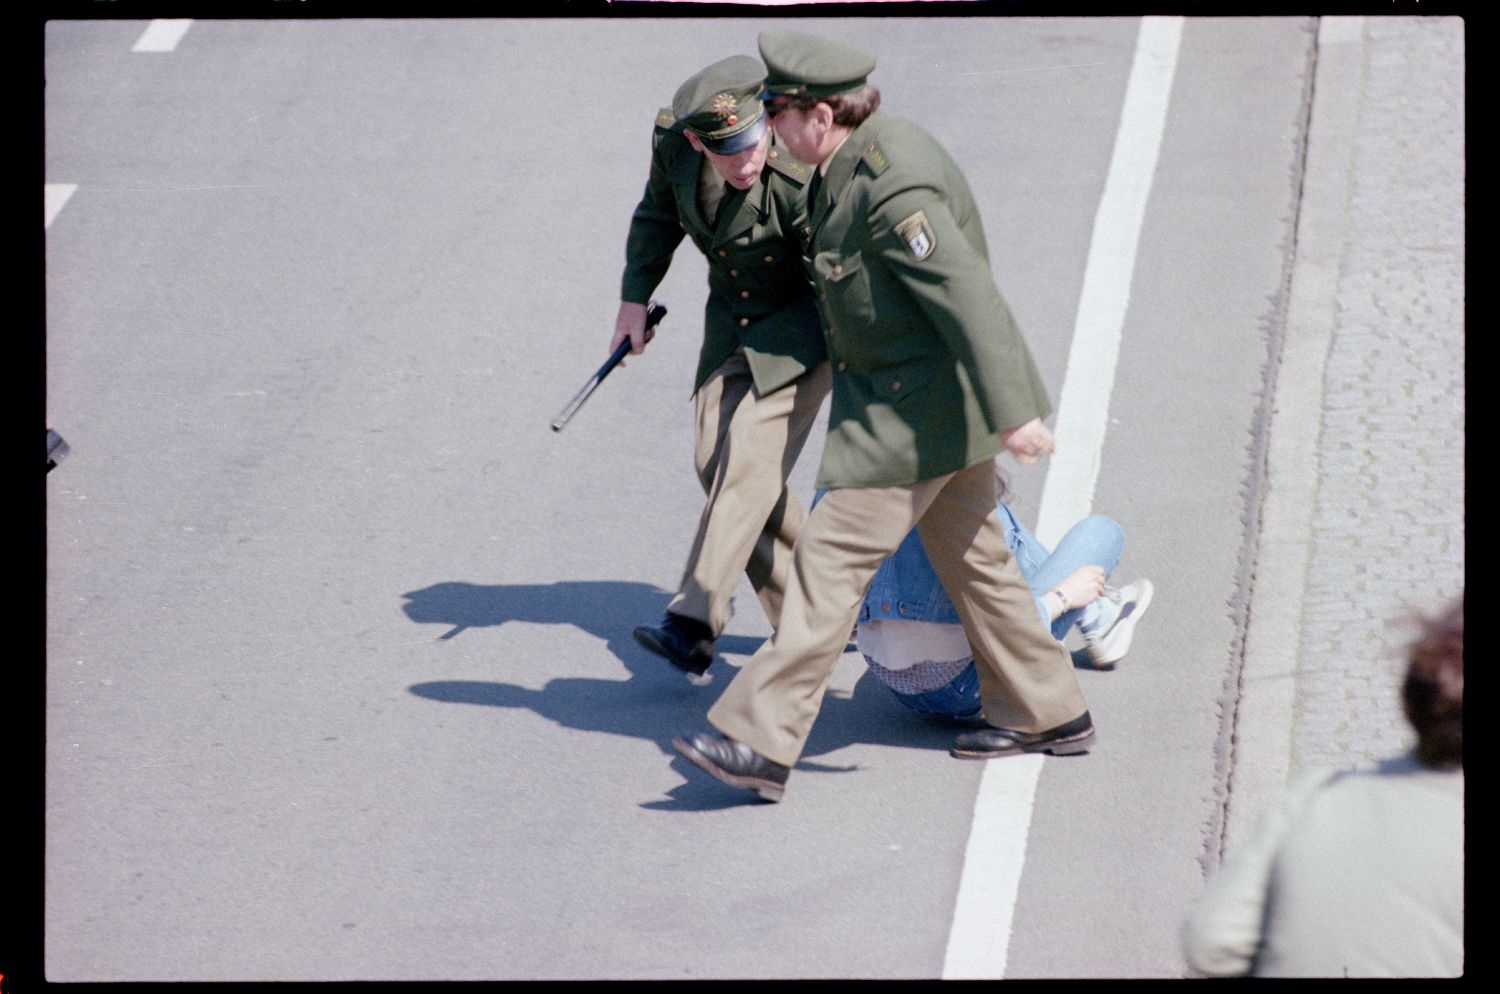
{"left": 1181, "top": 595, "right": 1464, "bottom": 978}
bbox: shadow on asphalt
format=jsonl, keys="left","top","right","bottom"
{"left": 400, "top": 578, "right": 693, "bottom": 654}
{"left": 401, "top": 578, "right": 964, "bottom": 807}
{"left": 400, "top": 577, "right": 766, "bottom": 658}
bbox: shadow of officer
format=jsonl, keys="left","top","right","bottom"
{"left": 400, "top": 579, "right": 956, "bottom": 799}
{"left": 400, "top": 578, "right": 764, "bottom": 660}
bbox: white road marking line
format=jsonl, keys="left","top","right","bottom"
{"left": 942, "top": 17, "right": 1182, "bottom": 980}
{"left": 131, "top": 19, "right": 193, "bottom": 53}
{"left": 942, "top": 754, "right": 1044, "bottom": 979}
{"left": 1035, "top": 15, "right": 1183, "bottom": 549}
{"left": 45, "top": 183, "right": 77, "bottom": 228}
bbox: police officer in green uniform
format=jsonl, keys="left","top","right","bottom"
{"left": 672, "top": 32, "right": 1095, "bottom": 802}
{"left": 615, "top": 55, "right": 831, "bottom": 678}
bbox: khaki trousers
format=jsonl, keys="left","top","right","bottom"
{"left": 707, "top": 458, "right": 1089, "bottom": 767}
{"left": 667, "top": 350, "right": 832, "bottom": 636}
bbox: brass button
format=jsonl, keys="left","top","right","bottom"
{"left": 764, "top": 255, "right": 774, "bottom": 263}
{"left": 832, "top": 264, "right": 843, "bottom": 276}
{"left": 717, "top": 250, "right": 727, "bottom": 258}
{"left": 769, "top": 149, "right": 779, "bottom": 158}
{"left": 837, "top": 361, "right": 848, "bottom": 372}
{"left": 729, "top": 269, "right": 738, "bottom": 277}
{"left": 739, "top": 318, "right": 750, "bottom": 327}
{"left": 891, "top": 379, "right": 901, "bottom": 392}
{"left": 881, "top": 602, "right": 891, "bottom": 612}
{"left": 740, "top": 290, "right": 750, "bottom": 299}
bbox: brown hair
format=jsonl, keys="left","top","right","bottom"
{"left": 775, "top": 85, "right": 881, "bottom": 129}
{"left": 823, "top": 85, "right": 881, "bottom": 127}
{"left": 1402, "top": 596, "right": 1464, "bottom": 768}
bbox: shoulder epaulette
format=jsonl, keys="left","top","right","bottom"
{"left": 765, "top": 148, "right": 812, "bottom": 185}
{"left": 860, "top": 138, "right": 890, "bottom": 177}
{"left": 651, "top": 107, "right": 688, "bottom": 153}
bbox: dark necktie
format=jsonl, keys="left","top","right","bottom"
{"left": 713, "top": 182, "right": 733, "bottom": 225}
{"left": 807, "top": 169, "right": 823, "bottom": 211}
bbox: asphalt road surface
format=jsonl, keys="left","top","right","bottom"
{"left": 41, "top": 14, "right": 1426, "bottom": 981}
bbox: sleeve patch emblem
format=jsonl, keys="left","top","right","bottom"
{"left": 895, "top": 211, "right": 936, "bottom": 260}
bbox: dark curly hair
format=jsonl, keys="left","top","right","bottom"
{"left": 1403, "top": 595, "right": 1463, "bottom": 768}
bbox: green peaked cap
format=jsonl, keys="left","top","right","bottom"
{"left": 758, "top": 30, "right": 876, "bottom": 98}
{"left": 672, "top": 54, "right": 769, "bottom": 155}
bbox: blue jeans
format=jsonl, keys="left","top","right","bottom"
{"left": 887, "top": 661, "right": 984, "bottom": 718}
{"left": 878, "top": 507, "right": 1123, "bottom": 718}
{"left": 1000, "top": 506, "right": 1123, "bottom": 641}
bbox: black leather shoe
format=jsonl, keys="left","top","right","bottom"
{"left": 672, "top": 732, "right": 790, "bottom": 802}
{"left": 634, "top": 614, "right": 714, "bottom": 677}
{"left": 950, "top": 711, "right": 1096, "bottom": 759}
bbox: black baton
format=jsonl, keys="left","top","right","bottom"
{"left": 551, "top": 301, "right": 667, "bottom": 432}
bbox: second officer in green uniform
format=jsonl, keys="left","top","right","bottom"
{"left": 614, "top": 55, "right": 831, "bottom": 677}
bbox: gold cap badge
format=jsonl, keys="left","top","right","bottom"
{"left": 711, "top": 92, "right": 739, "bottom": 126}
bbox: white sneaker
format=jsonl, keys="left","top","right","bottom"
{"left": 1080, "top": 579, "right": 1154, "bottom": 668}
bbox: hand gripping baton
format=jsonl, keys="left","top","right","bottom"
{"left": 551, "top": 301, "right": 667, "bottom": 432}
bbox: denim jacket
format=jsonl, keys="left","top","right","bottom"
{"left": 859, "top": 525, "right": 963, "bottom": 624}
{"left": 857, "top": 501, "right": 1049, "bottom": 626}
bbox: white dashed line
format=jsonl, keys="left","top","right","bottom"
{"left": 131, "top": 19, "right": 193, "bottom": 53}
{"left": 45, "top": 183, "right": 77, "bottom": 229}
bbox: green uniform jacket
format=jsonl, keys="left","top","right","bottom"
{"left": 802, "top": 112, "right": 1053, "bottom": 488}
{"left": 621, "top": 111, "right": 826, "bottom": 396}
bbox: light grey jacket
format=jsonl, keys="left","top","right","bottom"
{"left": 1183, "top": 751, "right": 1464, "bottom": 978}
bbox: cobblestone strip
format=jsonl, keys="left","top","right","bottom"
{"left": 1292, "top": 15, "right": 1465, "bottom": 774}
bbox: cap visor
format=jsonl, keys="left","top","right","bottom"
{"left": 701, "top": 116, "right": 766, "bottom": 155}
